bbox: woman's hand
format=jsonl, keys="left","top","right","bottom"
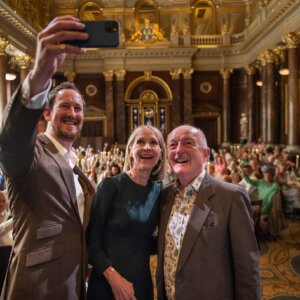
{"left": 104, "top": 267, "right": 136, "bottom": 300}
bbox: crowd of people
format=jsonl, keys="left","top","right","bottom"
{"left": 0, "top": 14, "right": 297, "bottom": 300}
{"left": 74, "top": 140, "right": 300, "bottom": 221}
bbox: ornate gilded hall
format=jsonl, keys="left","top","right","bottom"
{"left": 0, "top": 0, "right": 300, "bottom": 152}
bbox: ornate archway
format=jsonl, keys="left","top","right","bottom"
{"left": 125, "top": 70, "right": 172, "bottom": 137}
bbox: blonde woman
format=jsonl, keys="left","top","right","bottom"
{"left": 87, "top": 125, "right": 166, "bottom": 300}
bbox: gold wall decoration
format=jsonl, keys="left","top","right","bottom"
{"left": 85, "top": 84, "right": 98, "bottom": 97}
{"left": 200, "top": 81, "right": 212, "bottom": 94}
{"left": 129, "top": 18, "right": 165, "bottom": 43}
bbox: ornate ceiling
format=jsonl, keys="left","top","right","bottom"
{"left": 1, "top": 0, "right": 300, "bottom": 73}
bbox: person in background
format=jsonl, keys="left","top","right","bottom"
{"left": 0, "top": 191, "right": 12, "bottom": 294}
{"left": 110, "top": 163, "right": 122, "bottom": 176}
{"left": 156, "top": 125, "right": 260, "bottom": 300}
{"left": 0, "top": 16, "right": 94, "bottom": 299}
{"left": 243, "top": 164, "right": 279, "bottom": 215}
{"left": 87, "top": 125, "right": 167, "bottom": 300}
{"left": 243, "top": 164, "right": 280, "bottom": 235}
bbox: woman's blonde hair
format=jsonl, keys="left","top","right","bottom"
{"left": 123, "top": 125, "right": 167, "bottom": 182}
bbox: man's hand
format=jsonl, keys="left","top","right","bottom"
{"left": 29, "top": 16, "right": 88, "bottom": 97}
{"left": 104, "top": 267, "right": 136, "bottom": 300}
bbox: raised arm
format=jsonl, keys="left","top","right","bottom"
{"left": 0, "top": 16, "right": 88, "bottom": 179}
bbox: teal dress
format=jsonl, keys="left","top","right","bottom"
{"left": 87, "top": 173, "right": 162, "bottom": 300}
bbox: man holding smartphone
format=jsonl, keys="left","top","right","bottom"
{"left": 0, "top": 16, "right": 94, "bottom": 300}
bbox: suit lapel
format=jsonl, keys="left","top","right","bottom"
{"left": 176, "top": 174, "right": 214, "bottom": 272}
{"left": 73, "top": 165, "right": 94, "bottom": 229}
{"left": 38, "top": 134, "right": 81, "bottom": 221}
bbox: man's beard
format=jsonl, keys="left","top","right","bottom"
{"left": 53, "top": 125, "right": 79, "bottom": 142}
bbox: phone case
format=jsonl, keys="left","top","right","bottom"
{"left": 66, "top": 20, "right": 120, "bottom": 48}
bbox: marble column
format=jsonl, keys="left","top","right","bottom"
{"left": 262, "top": 50, "right": 279, "bottom": 145}
{"left": 11, "top": 54, "right": 32, "bottom": 83}
{"left": 182, "top": 68, "right": 193, "bottom": 124}
{"left": 170, "top": 68, "right": 182, "bottom": 129}
{"left": 114, "top": 69, "right": 126, "bottom": 145}
{"left": 220, "top": 68, "right": 232, "bottom": 147}
{"left": 259, "top": 56, "right": 267, "bottom": 144}
{"left": 245, "top": 64, "right": 256, "bottom": 143}
{"left": 0, "top": 37, "right": 9, "bottom": 122}
{"left": 103, "top": 70, "right": 115, "bottom": 144}
{"left": 283, "top": 33, "right": 300, "bottom": 153}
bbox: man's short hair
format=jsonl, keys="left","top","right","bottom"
{"left": 261, "top": 164, "right": 276, "bottom": 176}
{"left": 47, "top": 81, "right": 85, "bottom": 110}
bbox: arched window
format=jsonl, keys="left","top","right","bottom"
{"left": 192, "top": 1, "right": 216, "bottom": 34}
{"left": 78, "top": 1, "right": 103, "bottom": 20}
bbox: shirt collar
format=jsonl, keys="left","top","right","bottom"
{"left": 44, "top": 133, "right": 77, "bottom": 168}
{"left": 174, "top": 170, "right": 206, "bottom": 197}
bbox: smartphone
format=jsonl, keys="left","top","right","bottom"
{"left": 66, "top": 20, "right": 120, "bottom": 48}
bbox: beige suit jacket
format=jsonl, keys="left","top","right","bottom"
{"left": 0, "top": 87, "right": 94, "bottom": 300}
{"left": 156, "top": 173, "right": 260, "bottom": 300}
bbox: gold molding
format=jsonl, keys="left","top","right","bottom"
{"left": 125, "top": 74, "right": 172, "bottom": 101}
{"left": 220, "top": 68, "right": 233, "bottom": 80}
{"left": 103, "top": 70, "right": 114, "bottom": 81}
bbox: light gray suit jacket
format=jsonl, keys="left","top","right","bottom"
{"left": 156, "top": 173, "right": 260, "bottom": 300}
{"left": 0, "top": 87, "right": 94, "bottom": 300}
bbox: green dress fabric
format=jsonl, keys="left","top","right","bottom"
{"left": 87, "top": 172, "right": 162, "bottom": 300}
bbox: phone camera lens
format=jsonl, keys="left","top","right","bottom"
{"left": 105, "top": 21, "right": 118, "bottom": 33}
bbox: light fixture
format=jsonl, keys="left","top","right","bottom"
{"left": 279, "top": 67, "right": 289, "bottom": 76}
{"left": 256, "top": 80, "right": 263, "bottom": 87}
{"left": 5, "top": 73, "right": 16, "bottom": 81}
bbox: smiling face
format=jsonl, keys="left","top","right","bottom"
{"left": 167, "top": 125, "right": 210, "bottom": 189}
{"left": 129, "top": 127, "right": 162, "bottom": 174}
{"left": 44, "top": 88, "right": 84, "bottom": 149}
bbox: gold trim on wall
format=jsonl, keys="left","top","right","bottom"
{"left": 125, "top": 74, "right": 172, "bottom": 101}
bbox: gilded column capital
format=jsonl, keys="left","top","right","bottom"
{"left": 258, "top": 54, "right": 267, "bottom": 66}
{"left": 182, "top": 68, "right": 193, "bottom": 80}
{"left": 11, "top": 54, "right": 33, "bottom": 69}
{"left": 64, "top": 71, "right": 77, "bottom": 82}
{"left": 244, "top": 64, "right": 256, "bottom": 75}
{"left": 282, "top": 32, "right": 300, "bottom": 49}
{"left": 103, "top": 70, "right": 114, "bottom": 81}
{"left": 220, "top": 68, "right": 233, "bottom": 80}
{"left": 114, "top": 70, "right": 126, "bottom": 81}
{"left": 170, "top": 68, "right": 182, "bottom": 80}
{"left": 260, "top": 50, "right": 277, "bottom": 64}
{"left": 0, "top": 38, "right": 9, "bottom": 55}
